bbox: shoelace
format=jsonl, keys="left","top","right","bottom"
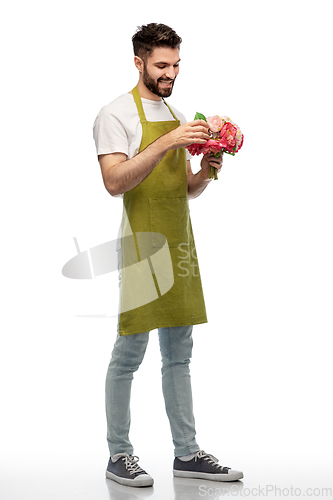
{"left": 122, "top": 454, "right": 145, "bottom": 475}
{"left": 194, "top": 450, "right": 229, "bottom": 471}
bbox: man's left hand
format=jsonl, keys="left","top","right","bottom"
{"left": 200, "top": 153, "right": 223, "bottom": 179}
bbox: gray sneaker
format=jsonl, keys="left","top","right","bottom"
{"left": 106, "top": 453, "right": 154, "bottom": 487}
{"left": 173, "top": 450, "right": 243, "bottom": 481}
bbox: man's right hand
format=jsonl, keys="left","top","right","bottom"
{"left": 161, "top": 120, "right": 210, "bottom": 151}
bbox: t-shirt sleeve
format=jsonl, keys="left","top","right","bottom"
{"left": 93, "top": 106, "right": 129, "bottom": 157}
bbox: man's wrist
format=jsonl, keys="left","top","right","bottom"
{"left": 188, "top": 168, "right": 212, "bottom": 199}
{"left": 198, "top": 166, "right": 213, "bottom": 183}
{"left": 155, "top": 133, "right": 172, "bottom": 155}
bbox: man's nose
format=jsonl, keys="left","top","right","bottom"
{"left": 165, "top": 67, "right": 175, "bottom": 79}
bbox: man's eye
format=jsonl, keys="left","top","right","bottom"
{"left": 156, "top": 64, "right": 179, "bottom": 69}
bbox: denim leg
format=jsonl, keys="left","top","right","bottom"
{"left": 158, "top": 325, "right": 200, "bottom": 457}
{"left": 105, "top": 331, "right": 149, "bottom": 456}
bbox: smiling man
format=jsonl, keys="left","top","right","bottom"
{"left": 93, "top": 23, "right": 243, "bottom": 487}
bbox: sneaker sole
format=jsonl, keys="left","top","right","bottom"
{"left": 105, "top": 470, "right": 154, "bottom": 487}
{"left": 173, "top": 469, "right": 243, "bottom": 482}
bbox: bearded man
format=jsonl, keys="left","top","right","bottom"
{"left": 93, "top": 23, "right": 243, "bottom": 488}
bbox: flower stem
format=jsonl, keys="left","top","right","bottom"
{"left": 208, "top": 165, "right": 218, "bottom": 180}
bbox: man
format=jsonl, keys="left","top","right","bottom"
{"left": 93, "top": 23, "right": 243, "bottom": 487}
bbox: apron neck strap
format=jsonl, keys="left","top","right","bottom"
{"left": 131, "top": 86, "right": 179, "bottom": 123}
{"left": 131, "top": 86, "right": 146, "bottom": 123}
{"left": 162, "top": 98, "right": 178, "bottom": 121}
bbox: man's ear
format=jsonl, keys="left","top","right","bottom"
{"left": 134, "top": 56, "right": 144, "bottom": 73}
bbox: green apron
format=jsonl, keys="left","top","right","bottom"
{"left": 118, "top": 86, "right": 207, "bottom": 335}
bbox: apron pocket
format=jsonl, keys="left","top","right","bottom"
{"left": 149, "top": 197, "right": 194, "bottom": 248}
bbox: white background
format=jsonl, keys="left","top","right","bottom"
{"left": 1, "top": 0, "right": 332, "bottom": 498}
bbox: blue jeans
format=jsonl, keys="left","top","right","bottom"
{"left": 105, "top": 325, "right": 200, "bottom": 457}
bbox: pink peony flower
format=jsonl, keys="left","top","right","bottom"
{"left": 220, "top": 122, "right": 238, "bottom": 153}
{"left": 186, "top": 143, "right": 203, "bottom": 156}
{"left": 207, "top": 115, "right": 223, "bottom": 133}
{"left": 201, "top": 139, "right": 223, "bottom": 156}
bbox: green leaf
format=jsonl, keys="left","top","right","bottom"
{"left": 194, "top": 112, "right": 207, "bottom": 122}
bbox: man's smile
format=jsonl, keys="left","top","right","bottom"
{"left": 158, "top": 79, "right": 174, "bottom": 88}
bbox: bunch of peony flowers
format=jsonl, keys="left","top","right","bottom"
{"left": 187, "top": 112, "right": 244, "bottom": 179}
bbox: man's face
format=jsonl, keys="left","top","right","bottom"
{"left": 142, "top": 47, "right": 180, "bottom": 98}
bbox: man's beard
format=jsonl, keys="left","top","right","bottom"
{"left": 142, "top": 63, "right": 175, "bottom": 98}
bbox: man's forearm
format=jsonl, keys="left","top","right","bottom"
{"left": 106, "top": 136, "right": 170, "bottom": 196}
{"left": 188, "top": 168, "right": 212, "bottom": 199}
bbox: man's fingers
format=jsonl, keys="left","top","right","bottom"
{"left": 169, "top": 121, "right": 210, "bottom": 148}
{"left": 205, "top": 153, "right": 223, "bottom": 162}
{"left": 209, "top": 161, "right": 222, "bottom": 168}
{"left": 187, "top": 122, "right": 209, "bottom": 135}
{"left": 188, "top": 119, "right": 210, "bottom": 128}
{"left": 191, "top": 135, "right": 210, "bottom": 144}
{"left": 190, "top": 126, "right": 210, "bottom": 141}
{"left": 186, "top": 121, "right": 210, "bottom": 136}
{"left": 194, "top": 138, "right": 210, "bottom": 144}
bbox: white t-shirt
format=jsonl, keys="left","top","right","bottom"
{"left": 93, "top": 92, "right": 192, "bottom": 161}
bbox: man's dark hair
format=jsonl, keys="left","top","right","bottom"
{"left": 132, "top": 23, "right": 182, "bottom": 61}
